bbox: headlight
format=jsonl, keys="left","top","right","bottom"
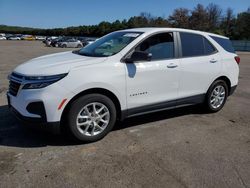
{"left": 22, "top": 73, "right": 68, "bottom": 89}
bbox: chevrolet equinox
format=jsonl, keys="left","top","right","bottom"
{"left": 7, "top": 28, "right": 239, "bottom": 142}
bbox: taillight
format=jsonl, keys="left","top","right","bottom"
{"left": 234, "top": 56, "right": 240, "bottom": 64}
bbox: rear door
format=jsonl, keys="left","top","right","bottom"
{"left": 177, "top": 32, "right": 221, "bottom": 99}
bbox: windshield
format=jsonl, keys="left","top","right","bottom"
{"left": 78, "top": 31, "right": 143, "bottom": 57}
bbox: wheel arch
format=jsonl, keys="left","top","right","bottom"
{"left": 212, "top": 76, "right": 231, "bottom": 94}
{"left": 61, "top": 88, "right": 122, "bottom": 124}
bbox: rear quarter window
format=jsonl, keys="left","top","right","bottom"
{"left": 210, "top": 36, "right": 235, "bottom": 53}
{"left": 203, "top": 37, "right": 217, "bottom": 55}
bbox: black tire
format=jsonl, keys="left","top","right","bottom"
{"left": 205, "top": 80, "right": 228, "bottom": 112}
{"left": 62, "top": 44, "right": 67, "bottom": 48}
{"left": 77, "top": 44, "right": 82, "bottom": 48}
{"left": 67, "top": 94, "right": 117, "bottom": 142}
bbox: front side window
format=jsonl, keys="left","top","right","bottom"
{"left": 78, "top": 31, "right": 142, "bottom": 57}
{"left": 135, "top": 33, "right": 174, "bottom": 60}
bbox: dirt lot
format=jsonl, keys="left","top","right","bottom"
{"left": 0, "top": 41, "right": 249, "bottom": 188}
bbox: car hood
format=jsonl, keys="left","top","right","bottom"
{"left": 14, "top": 51, "right": 107, "bottom": 76}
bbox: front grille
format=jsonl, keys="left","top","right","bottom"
{"left": 9, "top": 80, "right": 21, "bottom": 96}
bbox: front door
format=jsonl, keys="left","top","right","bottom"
{"left": 125, "top": 32, "right": 180, "bottom": 114}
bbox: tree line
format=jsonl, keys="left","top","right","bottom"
{"left": 0, "top": 3, "right": 250, "bottom": 39}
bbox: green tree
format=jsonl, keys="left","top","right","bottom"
{"left": 168, "top": 8, "right": 190, "bottom": 28}
{"left": 234, "top": 8, "right": 250, "bottom": 39}
{"left": 189, "top": 4, "right": 209, "bottom": 31}
{"left": 206, "top": 3, "right": 222, "bottom": 31}
{"left": 220, "top": 8, "right": 236, "bottom": 38}
{"left": 152, "top": 17, "right": 170, "bottom": 27}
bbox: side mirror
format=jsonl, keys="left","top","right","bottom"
{"left": 125, "top": 51, "right": 152, "bottom": 63}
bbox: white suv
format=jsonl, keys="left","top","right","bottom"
{"left": 7, "top": 28, "right": 239, "bottom": 142}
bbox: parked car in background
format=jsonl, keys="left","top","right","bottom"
{"left": 81, "top": 38, "right": 97, "bottom": 47}
{"left": 58, "top": 38, "right": 83, "bottom": 48}
{"left": 50, "top": 37, "right": 70, "bottom": 47}
{"left": 5, "top": 34, "right": 14, "bottom": 39}
{"left": 5, "top": 34, "right": 14, "bottom": 40}
{"left": 50, "top": 38, "right": 62, "bottom": 47}
{"left": 50, "top": 36, "right": 58, "bottom": 40}
{"left": 7, "top": 35, "right": 21, "bottom": 40}
{"left": 44, "top": 38, "right": 52, "bottom": 46}
{"left": 24, "top": 35, "right": 36, "bottom": 41}
{"left": 20, "top": 35, "right": 29, "bottom": 40}
{"left": 36, "top": 36, "right": 46, "bottom": 40}
{"left": 7, "top": 28, "right": 239, "bottom": 142}
{"left": 76, "top": 37, "right": 86, "bottom": 43}
{"left": 44, "top": 36, "right": 59, "bottom": 46}
{"left": 0, "top": 36, "right": 6, "bottom": 40}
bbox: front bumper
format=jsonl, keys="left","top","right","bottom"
{"left": 7, "top": 94, "right": 47, "bottom": 123}
{"left": 229, "top": 85, "right": 237, "bottom": 96}
{"left": 8, "top": 94, "right": 61, "bottom": 134}
{"left": 7, "top": 79, "right": 72, "bottom": 122}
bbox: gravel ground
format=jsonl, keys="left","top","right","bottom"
{"left": 0, "top": 41, "right": 249, "bottom": 188}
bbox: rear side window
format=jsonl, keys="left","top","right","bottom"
{"left": 135, "top": 33, "right": 174, "bottom": 60}
{"left": 180, "top": 32, "right": 217, "bottom": 57}
{"left": 180, "top": 33, "right": 204, "bottom": 57}
{"left": 210, "top": 36, "right": 235, "bottom": 53}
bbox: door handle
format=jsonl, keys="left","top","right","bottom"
{"left": 210, "top": 59, "right": 217, "bottom": 63}
{"left": 167, "top": 63, "right": 178, "bottom": 68}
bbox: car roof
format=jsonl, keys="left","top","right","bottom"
{"left": 121, "top": 27, "right": 228, "bottom": 39}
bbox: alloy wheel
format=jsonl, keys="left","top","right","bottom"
{"left": 76, "top": 102, "right": 110, "bottom": 136}
{"left": 210, "top": 85, "right": 226, "bottom": 109}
